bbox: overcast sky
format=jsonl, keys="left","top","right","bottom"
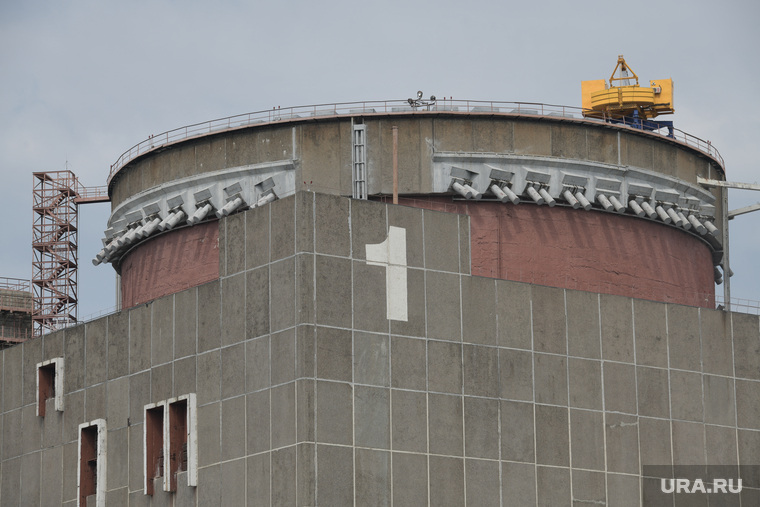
{"left": 1, "top": 0, "right": 758, "bottom": 319}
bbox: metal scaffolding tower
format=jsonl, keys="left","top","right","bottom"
{"left": 32, "top": 171, "right": 108, "bottom": 336}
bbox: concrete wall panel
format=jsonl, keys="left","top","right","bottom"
{"left": 20, "top": 450, "right": 40, "bottom": 506}
{"left": 513, "top": 120, "right": 552, "bottom": 156}
{"left": 2, "top": 191, "right": 758, "bottom": 506}
{"left": 670, "top": 370, "right": 704, "bottom": 422}
{"left": 605, "top": 413, "right": 640, "bottom": 473}
{"left": 566, "top": 290, "right": 601, "bottom": 359}
{"left": 316, "top": 326, "right": 353, "bottom": 381}
{"left": 639, "top": 416, "right": 672, "bottom": 466}
{"left": 472, "top": 118, "right": 514, "bottom": 153}
{"left": 653, "top": 140, "right": 678, "bottom": 178}
{"left": 586, "top": 128, "right": 618, "bottom": 164}
{"left": 603, "top": 362, "right": 637, "bottom": 414}
{"left": 636, "top": 366, "right": 670, "bottom": 418}
{"left": 355, "top": 448, "right": 391, "bottom": 507}
{"left": 535, "top": 404, "right": 569, "bottom": 466}
{"left": 672, "top": 420, "right": 706, "bottom": 465}
{"left": 532, "top": 285, "right": 566, "bottom": 355}
{"left": 423, "top": 208, "right": 460, "bottom": 273}
{"left": 500, "top": 349, "right": 534, "bottom": 402}
{"left": 733, "top": 312, "right": 760, "bottom": 380}
{"left": 570, "top": 409, "right": 605, "bottom": 470}
{"left": 221, "top": 273, "right": 245, "bottom": 347}
{"left": 463, "top": 344, "right": 498, "bottom": 397}
{"left": 633, "top": 298, "right": 668, "bottom": 368}
{"left": 174, "top": 287, "right": 197, "bottom": 359}
{"left": 391, "top": 389, "right": 426, "bottom": 453}
{"left": 221, "top": 342, "right": 245, "bottom": 399}
{"left": 151, "top": 295, "right": 173, "bottom": 366}
{"left": 704, "top": 423, "right": 738, "bottom": 465}
{"left": 461, "top": 276, "right": 496, "bottom": 345}
{"left": 168, "top": 144, "right": 197, "bottom": 184}
{"left": 572, "top": 470, "right": 606, "bottom": 505}
{"left": 622, "top": 135, "right": 654, "bottom": 170}
{"left": 434, "top": 117, "right": 475, "bottom": 153}
{"left": 108, "top": 311, "right": 129, "bottom": 379}
{"left": 568, "top": 358, "right": 602, "bottom": 410}
{"left": 497, "top": 280, "right": 532, "bottom": 350}
{"left": 353, "top": 332, "right": 389, "bottom": 387}
{"left": 600, "top": 294, "right": 634, "bottom": 362}
{"left": 668, "top": 304, "right": 701, "bottom": 372}
{"left": 701, "top": 308, "right": 733, "bottom": 376}
{"left": 1, "top": 409, "right": 21, "bottom": 460}
{"left": 551, "top": 123, "right": 587, "bottom": 160}
{"left": 224, "top": 212, "right": 246, "bottom": 276}
{"left": 704, "top": 374, "right": 736, "bottom": 427}
{"left": 354, "top": 386, "right": 390, "bottom": 449}
{"left": 247, "top": 452, "right": 270, "bottom": 505}
{"left": 425, "top": 272, "right": 462, "bottom": 342}
{"left": 392, "top": 452, "right": 428, "bottom": 505}
{"left": 502, "top": 461, "right": 536, "bottom": 504}
{"left": 463, "top": 397, "right": 499, "bottom": 459}
{"left": 85, "top": 317, "right": 107, "bottom": 386}
{"left": 316, "top": 444, "right": 353, "bottom": 506}
{"left": 194, "top": 136, "right": 227, "bottom": 176}
{"left": 314, "top": 193, "right": 350, "bottom": 257}
{"left": 537, "top": 466, "right": 571, "bottom": 506}
{"left": 534, "top": 353, "right": 567, "bottom": 406}
{"left": 20, "top": 333, "right": 41, "bottom": 407}
{"left": 129, "top": 304, "right": 151, "bottom": 374}
{"left": 428, "top": 393, "right": 463, "bottom": 455}
{"left": 299, "top": 122, "right": 344, "bottom": 195}
{"left": 350, "top": 198, "right": 387, "bottom": 262}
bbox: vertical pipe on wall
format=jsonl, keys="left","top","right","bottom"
{"left": 392, "top": 126, "right": 399, "bottom": 205}
{"left": 722, "top": 186, "right": 731, "bottom": 311}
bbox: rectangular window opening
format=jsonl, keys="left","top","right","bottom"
{"left": 38, "top": 364, "right": 55, "bottom": 417}
{"left": 78, "top": 419, "right": 106, "bottom": 507}
{"left": 168, "top": 399, "right": 188, "bottom": 492}
{"left": 144, "top": 394, "right": 197, "bottom": 496}
{"left": 144, "top": 405, "right": 164, "bottom": 496}
{"left": 37, "top": 358, "right": 64, "bottom": 417}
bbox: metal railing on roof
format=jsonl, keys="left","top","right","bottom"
{"left": 715, "top": 295, "right": 760, "bottom": 315}
{"left": 0, "top": 277, "right": 33, "bottom": 313}
{"left": 0, "top": 277, "right": 32, "bottom": 292}
{"left": 107, "top": 99, "right": 724, "bottom": 185}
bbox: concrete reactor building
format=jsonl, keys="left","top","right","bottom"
{"left": 1, "top": 60, "right": 759, "bottom": 506}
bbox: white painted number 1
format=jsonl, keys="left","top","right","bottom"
{"left": 365, "top": 226, "right": 408, "bottom": 321}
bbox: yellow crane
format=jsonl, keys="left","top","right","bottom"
{"left": 582, "top": 55, "right": 674, "bottom": 130}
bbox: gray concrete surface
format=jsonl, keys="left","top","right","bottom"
{"left": 0, "top": 191, "right": 757, "bottom": 505}
{"left": 110, "top": 114, "right": 723, "bottom": 211}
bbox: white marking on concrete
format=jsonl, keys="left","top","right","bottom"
{"left": 366, "top": 226, "right": 408, "bottom": 321}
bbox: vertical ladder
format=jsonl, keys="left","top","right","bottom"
{"left": 352, "top": 124, "right": 367, "bottom": 200}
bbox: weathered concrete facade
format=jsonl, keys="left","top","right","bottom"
{"left": 109, "top": 116, "right": 724, "bottom": 206}
{"left": 2, "top": 193, "right": 758, "bottom": 505}
{"left": 105, "top": 112, "right": 727, "bottom": 309}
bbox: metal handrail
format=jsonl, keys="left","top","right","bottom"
{"left": 715, "top": 295, "right": 760, "bottom": 315}
{"left": 0, "top": 325, "right": 32, "bottom": 342}
{"left": 0, "top": 277, "right": 31, "bottom": 291}
{"left": 107, "top": 99, "right": 725, "bottom": 185}
{"left": 76, "top": 185, "right": 109, "bottom": 200}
